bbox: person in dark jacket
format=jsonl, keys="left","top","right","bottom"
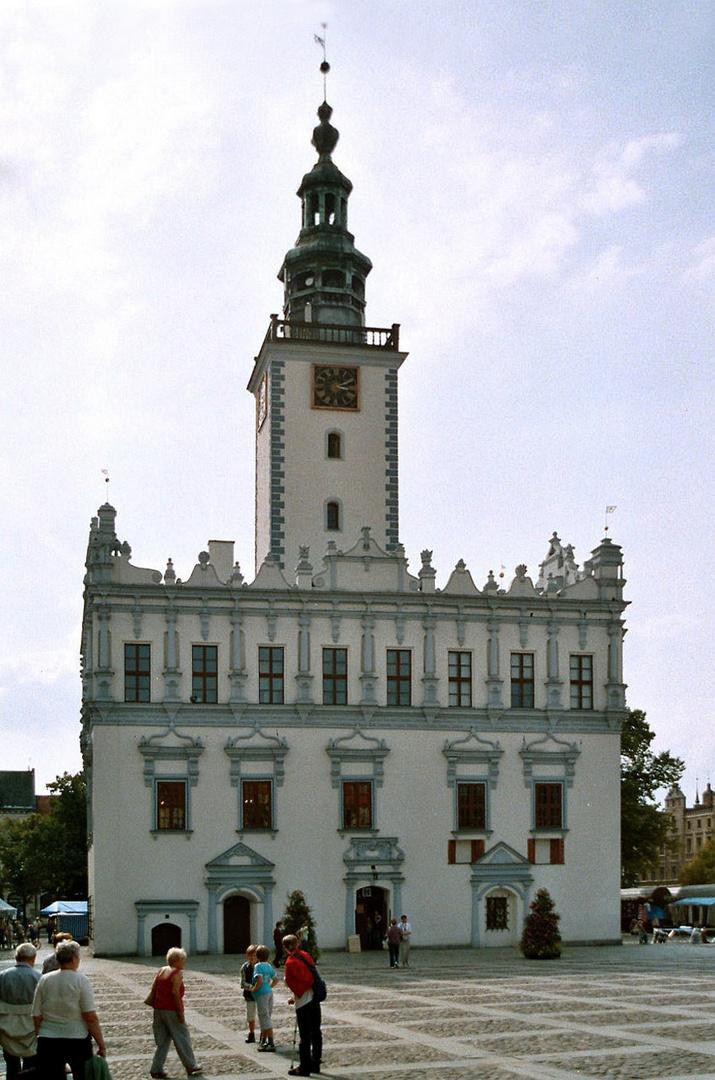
{"left": 282, "top": 935, "right": 322, "bottom": 1077}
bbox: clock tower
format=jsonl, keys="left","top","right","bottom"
{"left": 248, "top": 95, "right": 408, "bottom": 574}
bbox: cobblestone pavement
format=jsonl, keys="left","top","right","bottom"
{"left": 4, "top": 939, "right": 715, "bottom": 1080}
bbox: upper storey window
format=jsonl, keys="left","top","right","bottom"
{"left": 259, "top": 647, "right": 284, "bottom": 704}
{"left": 511, "top": 653, "right": 535, "bottom": 708}
{"left": 570, "top": 655, "right": 593, "bottom": 709}
{"left": 192, "top": 645, "right": 218, "bottom": 704}
{"left": 125, "top": 644, "right": 150, "bottom": 703}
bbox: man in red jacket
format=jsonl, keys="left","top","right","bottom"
{"left": 282, "top": 935, "right": 322, "bottom": 1077}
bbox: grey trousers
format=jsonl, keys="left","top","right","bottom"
{"left": 151, "top": 1009, "right": 198, "bottom": 1073}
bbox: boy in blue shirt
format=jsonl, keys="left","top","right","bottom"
{"left": 249, "top": 945, "right": 279, "bottom": 1051}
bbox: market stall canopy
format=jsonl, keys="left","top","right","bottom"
{"left": 40, "top": 901, "right": 88, "bottom": 915}
{"left": 671, "top": 885, "right": 715, "bottom": 907}
{"left": 0, "top": 898, "right": 17, "bottom": 916}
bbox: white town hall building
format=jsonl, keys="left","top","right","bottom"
{"left": 80, "top": 92, "right": 627, "bottom": 956}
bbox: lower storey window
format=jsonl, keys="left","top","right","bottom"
{"left": 457, "top": 782, "right": 486, "bottom": 829}
{"left": 534, "top": 782, "right": 563, "bottom": 829}
{"left": 486, "top": 896, "right": 509, "bottom": 930}
{"left": 156, "top": 780, "right": 186, "bottom": 830}
{"left": 342, "top": 781, "right": 372, "bottom": 830}
{"left": 242, "top": 780, "right": 272, "bottom": 829}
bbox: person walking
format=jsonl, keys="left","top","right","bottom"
{"left": 32, "top": 939, "right": 106, "bottom": 1080}
{"left": 398, "top": 915, "right": 412, "bottom": 967}
{"left": 0, "top": 942, "right": 41, "bottom": 1079}
{"left": 282, "top": 933, "right": 323, "bottom": 1077}
{"left": 147, "top": 947, "right": 202, "bottom": 1078}
{"left": 384, "top": 918, "right": 401, "bottom": 969}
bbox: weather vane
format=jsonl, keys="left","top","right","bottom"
{"left": 314, "top": 23, "right": 330, "bottom": 98}
{"left": 604, "top": 505, "right": 616, "bottom": 533}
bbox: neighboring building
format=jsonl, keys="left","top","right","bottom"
{"left": 0, "top": 770, "right": 37, "bottom": 820}
{"left": 641, "top": 783, "right": 715, "bottom": 885}
{"left": 80, "top": 92, "right": 628, "bottom": 956}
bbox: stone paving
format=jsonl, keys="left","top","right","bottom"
{"left": 4, "top": 939, "right": 715, "bottom": 1080}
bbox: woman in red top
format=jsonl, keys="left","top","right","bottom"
{"left": 149, "top": 948, "right": 202, "bottom": 1078}
{"left": 282, "top": 935, "right": 322, "bottom": 1077}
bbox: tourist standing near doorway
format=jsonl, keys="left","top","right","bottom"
{"left": 399, "top": 915, "right": 412, "bottom": 967}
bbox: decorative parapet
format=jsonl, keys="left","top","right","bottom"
{"left": 138, "top": 727, "right": 205, "bottom": 787}
{"left": 326, "top": 725, "right": 390, "bottom": 788}
{"left": 520, "top": 732, "right": 580, "bottom": 788}
{"left": 443, "top": 729, "right": 503, "bottom": 787}
{"left": 224, "top": 726, "right": 289, "bottom": 788}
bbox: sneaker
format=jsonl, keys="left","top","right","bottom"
{"left": 258, "top": 1041, "right": 276, "bottom": 1052}
{"left": 245, "top": 1032, "right": 256, "bottom": 1043}
{"left": 186, "top": 1068, "right": 203, "bottom": 1076}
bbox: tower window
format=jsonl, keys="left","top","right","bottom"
{"left": 327, "top": 432, "right": 342, "bottom": 459}
{"left": 326, "top": 501, "right": 341, "bottom": 531}
{"left": 323, "top": 269, "right": 345, "bottom": 289}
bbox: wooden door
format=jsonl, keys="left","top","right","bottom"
{"left": 224, "top": 895, "right": 251, "bottom": 954}
{"left": 151, "top": 922, "right": 181, "bottom": 956}
{"left": 355, "top": 886, "right": 387, "bottom": 950}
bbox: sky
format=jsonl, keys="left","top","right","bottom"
{"left": 0, "top": 0, "right": 712, "bottom": 802}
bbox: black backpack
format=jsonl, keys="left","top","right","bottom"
{"left": 294, "top": 951, "right": 327, "bottom": 1003}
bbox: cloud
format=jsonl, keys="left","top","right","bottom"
{"left": 0, "top": 647, "right": 77, "bottom": 698}
{"left": 578, "top": 132, "right": 682, "bottom": 215}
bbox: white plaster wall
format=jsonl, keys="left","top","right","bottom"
{"left": 90, "top": 716, "right": 621, "bottom": 954}
{"left": 281, "top": 358, "right": 391, "bottom": 569}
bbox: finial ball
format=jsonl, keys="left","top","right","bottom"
{"left": 320, "top": 60, "right": 330, "bottom": 74}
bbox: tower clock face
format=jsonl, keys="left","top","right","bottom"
{"left": 312, "top": 365, "right": 359, "bottom": 410}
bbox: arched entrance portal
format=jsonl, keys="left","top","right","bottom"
{"left": 151, "top": 922, "right": 181, "bottom": 957}
{"left": 224, "top": 895, "right": 251, "bottom": 954}
{"left": 355, "top": 886, "right": 387, "bottom": 950}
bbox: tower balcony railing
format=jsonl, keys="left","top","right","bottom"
{"left": 264, "top": 315, "right": 400, "bottom": 351}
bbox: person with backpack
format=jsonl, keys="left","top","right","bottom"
{"left": 282, "top": 934, "right": 323, "bottom": 1077}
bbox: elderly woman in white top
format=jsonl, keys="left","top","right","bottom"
{"left": 32, "top": 939, "right": 106, "bottom": 1080}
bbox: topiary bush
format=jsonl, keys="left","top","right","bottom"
{"left": 519, "top": 887, "right": 562, "bottom": 959}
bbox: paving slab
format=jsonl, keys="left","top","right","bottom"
{"left": 4, "top": 939, "right": 715, "bottom": 1080}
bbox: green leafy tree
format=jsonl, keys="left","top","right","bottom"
{"left": 41, "top": 772, "right": 88, "bottom": 899}
{"left": 680, "top": 837, "right": 715, "bottom": 885}
{"left": 0, "top": 815, "right": 46, "bottom": 921}
{"left": 621, "top": 709, "right": 684, "bottom": 886}
{"left": 520, "top": 887, "right": 562, "bottom": 959}
{"left": 281, "top": 889, "right": 320, "bottom": 959}
{"left": 0, "top": 771, "right": 87, "bottom": 913}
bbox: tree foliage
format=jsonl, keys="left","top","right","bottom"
{"left": 281, "top": 889, "right": 320, "bottom": 959}
{"left": 0, "top": 771, "right": 88, "bottom": 916}
{"left": 0, "top": 816, "right": 47, "bottom": 920}
{"left": 680, "top": 837, "right": 715, "bottom": 885}
{"left": 520, "top": 888, "right": 562, "bottom": 959}
{"left": 621, "top": 709, "right": 683, "bottom": 886}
